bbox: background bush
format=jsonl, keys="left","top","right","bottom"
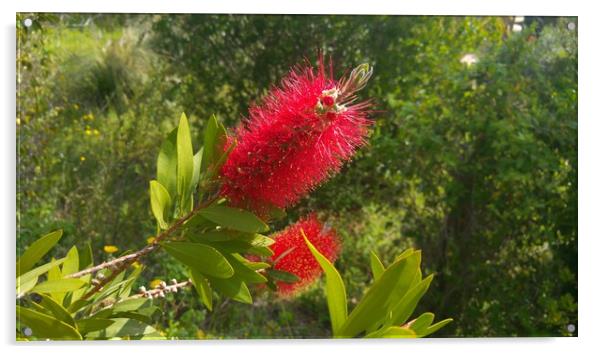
{"left": 17, "top": 14, "right": 577, "bottom": 338}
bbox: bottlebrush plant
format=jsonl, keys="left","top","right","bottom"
{"left": 16, "top": 59, "right": 451, "bottom": 340}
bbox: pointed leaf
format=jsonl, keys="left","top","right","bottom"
{"left": 31, "top": 279, "right": 86, "bottom": 294}
{"left": 177, "top": 113, "right": 194, "bottom": 209}
{"left": 369, "top": 251, "right": 385, "bottom": 281}
{"left": 421, "top": 318, "right": 453, "bottom": 337}
{"left": 409, "top": 312, "right": 435, "bottom": 333}
{"left": 17, "top": 306, "right": 82, "bottom": 340}
{"left": 38, "top": 294, "right": 76, "bottom": 328}
{"left": 17, "top": 258, "right": 67, "bottom": 298}
{"left": 304, "top": 233, "right": 348, "bottom": 337}
{"left": 76, "top": 318, "right": 115, "bottom": 335}
{"left": 17, "top": 230, "right": 63, "bottom": 276}
{"left": 62, "top": 246, "right": 79, "bottom": 277}
{"left": 190, "top": 269, "right": 213, "bottom": 311}
{"left": 390, "top": 274, "right": 434, "bottom": 326}
{"left": 339, "top": 251, "right": 420, "bottom": 337}
{"left": 162, "top": 242, "right": 234, "bottom": 278}
{"left": 150, "top": 180, "right": 172, "bottom": 229}
{"left": 157, "top": 128, "right": 178, "bottom": 201}
{"left": 199, "top": 205, "right": 269, "bottom": 233}
{"left": 207, "top": 274, "right": 252, "bottom": 304}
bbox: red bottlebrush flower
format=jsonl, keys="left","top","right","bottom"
{"left": 269, "top": 214, "right": 340, "bottom": 296}
{"left": 219, "top": 58, "right": 373, "bottom": 214}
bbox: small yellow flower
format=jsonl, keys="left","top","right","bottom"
{"left": 132, "top": 261, "right": 142, "bottom": 269}
{"left": 103, "top": 245, "right": 119, "bottom": 254}
{"left": 196, "top": 329, "right": 205, "bottom": 339}
{"left": 85, "top": 130, "right": 92, "bottom": 136}
{"left": 149, "top": 279, "right": 162, "bottom": 289}
{"left": 93, "top": 129, "right": 100, "bottom": 136}
{"left": 146, "top": 236, "right": 156, "bottom": 244}
{"left": 80, "top": 156, "right": 86, "bottom": 161}
{"left": 16, "top": 118, "right": 21, "bottom": 125}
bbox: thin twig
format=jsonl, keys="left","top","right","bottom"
{"left": 71, "top": 194, "right": 219, "bottom": 301}
{"left": 133, "top": 279, "right": 192, "bottom": 299}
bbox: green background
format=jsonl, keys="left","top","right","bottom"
{"left": 16, "top": 14, "right": 577, "bottom": 338}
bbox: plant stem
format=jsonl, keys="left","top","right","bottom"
{"left": 69, "top": 194, "right": 218, "bottom": 300}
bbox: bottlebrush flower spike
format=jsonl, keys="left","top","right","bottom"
{"left": 219, "top": 58, "right": 373, "bottom": 214}
{"left": 269, "top": 214, "right": 340, "bottom": 296}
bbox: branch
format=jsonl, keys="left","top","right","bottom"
{"left": 69, "top": 194, "right": 218, "bottom": 301}
{"left": 133, "top": 279, "right": 192, "bottom": 299}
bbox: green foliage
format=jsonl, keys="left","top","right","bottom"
{"left": 304, "top": 236, "right": 451, "bottom": 338}
{"left": 16, "top": 231, "right": 164, "bottom": 340}
{"left": 17, "top": 14, "right": 577, "bottom": 338}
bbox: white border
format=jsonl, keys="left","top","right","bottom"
{"left": 3, "top": 1, "right": 599, "bottom": 354}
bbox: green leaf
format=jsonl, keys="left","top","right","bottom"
{"left": 191, "top": 149, "right": 203, "bottom": 195}
{"left": 157, "top": 128, "right": 178, "bottom": 201}
{"left": 17, "top": 230, "right": 63, "bottom": 276}
{"left": 79, "top": 242, "right": 94, "bottom": 269}
{"left": 31, "top": 279, "right": 86, "bottom": 294}
{"left": 112, "top": 298, "right": 152, "bottom": 313}
{"left": 85, "top": 318, "right": 159, "bottom": 339}
{"left": 266, "top": 269, "right": 300, "bottom": 283}
{"left": 177, "top": 113, "right": 194, "bottom": 210}
{"left": 390, "top": 275, "right": 434, "bottom": 326}
{"left": 201, "top": 114, "right": 221, "bottom": 172}
{"left": 420, "top": 318, "right": 453, "bottom": 337}
{"left": 76, "top": 318, "right": 115, "bottom": 335}
{"left": 303, "top": 233, "right": 348, "bottom": 337}
{"left": 339, "top": 251, "right": 421, "bottom": 338}
{"left": 225, "top": 254, "right": 267, "bottom": 284}
{"left": 365, "top": 326, "right": 417, "bottom": 338}
{"left": 17, "top": 258, "right": 67, "bottom": 298}
{"left": 206, "top": 275, "right": 252, "bottom": 304}
{"left": 61, "top": 246, "right": 79, "bottom": 277}
{"left": 17, "top": 306, "right": 82, "bottom": 340}
{"left": 162, "top": 242, "right": 234, "bottom": 278}
{"left": 38, "top": 294, "right": 76, "bottom": 328}
{"left": 199, "top": 205, "right": 269, "bottom": 233}
{"left": 369, "top": 251, "right": 385, "bottom": 281}
{"left": 190, "top": 269, "right": 213, "bottom": 311}
{"left": 149, "top": 180, "right": 172, "bottom": 229}
{"left": 409, "top": 312, "right": 435, "bottom": 333}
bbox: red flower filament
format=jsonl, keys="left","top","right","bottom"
{"left": 219, "top": 58, "right": 373, "bottom": 213}
{"left": 269, "top": 214, "right": 340, "bottom": 295}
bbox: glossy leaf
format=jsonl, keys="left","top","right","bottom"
{"left": 225, "top": 254, "right": 267, "bottom": 284}
{"left": 149, "top": 180, "right": 172, "bottom": 229}
{"left": 389, "top": 275, "right": 434, "bottom": 326}
{"left": 31, "top": 279, "right": 86, "bottom": 294}
{"left": 61, "top": 246, "right": 79, "bottom": 277}
{"left": 207, "top": 274, "right": 252, "bottom": 304}
{"left": 369, "top": 251, "right": 385, "bottom": 281}
{"left": 339, "top": 251, "right": 421, "bottom": 337}
{"left": 190, "top": 268, "right": 213, "bottom": 311}
{"left": 38, "top": 294, "right": 76, "bottom": 328}
{"left": 76, "top": 318, "right": 115, "bottom": 335}
{"left": 85, "top": 318, "right": 159, "bottom": 339}
{"left": 17, "top": 258, "right": 67, "bottom": 298}
{"left": 162, "top": 241, "right": 234, "bottom": 278}
{"left": 199, "top": 205, "right": 269, "bottom": 233}
{"left": 17, "top": 306, "right": 82, "bottom": 340}
{"left": 177, "top": 113, "right": 194, "bottom": 209}
{"left": 408, "top": 312, "right": 435, "bottom": 333}
{"left": 420, "top": 318, "right": 453, "bottom": 337}
{"left": 157, "top": 128, "right": 178, "bottom": 201}
{"left": 304, "top": 233, "right": 348, "bottom": 337}
{"left": 266, "top": 269, "right": 299, "bottom": 283}
{"left": 17, "top": 230, "right": 63, "bottom": 276}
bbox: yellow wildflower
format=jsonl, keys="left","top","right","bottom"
{"left": 103, "top": 245, "right": 119, "bottom": 254}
